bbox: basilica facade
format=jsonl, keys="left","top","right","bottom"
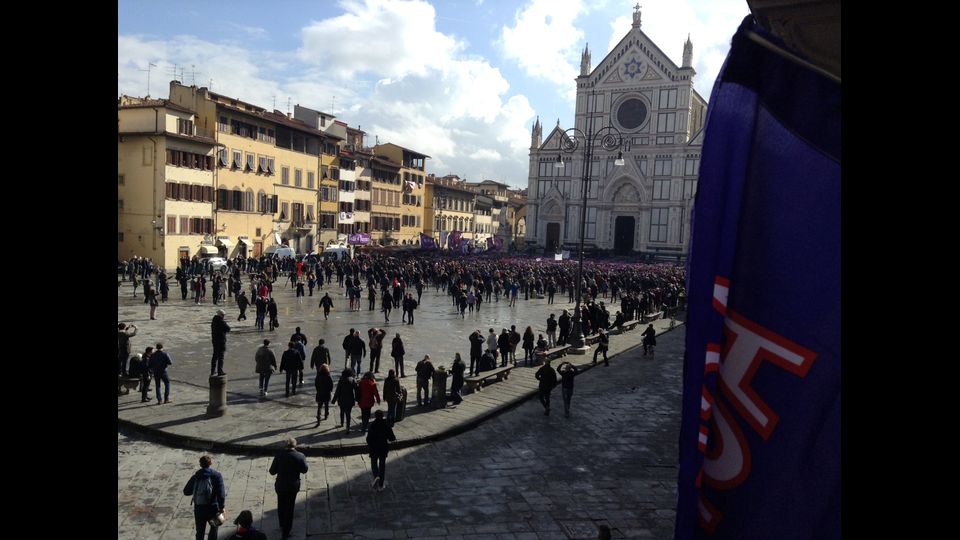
{"left": 525, "top": 6, "right": 706, "bottom": 259}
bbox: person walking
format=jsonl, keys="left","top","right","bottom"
{"left": 182, "top": 454, "right": 226, "bottom": 540}
{"left": 295, "top": 278, "right": 305, "bottom": 304}
{"left": 592, "top": 328, "right": 610, "bottom": 366}
{"left": 254, "top": 339, "right": 277, "bottom": 397}
{"left": 267, "top": 298, "right": 279, "bottom": 331}
{"left": 390, "top": 333, "right": 405, "bottom": 377}
{"left": 147, "top": 286, "right": 160, "bottom": 320}
{"left": 450, "top": 353, "right": 466, "bottom": 405}
{"left": 148, "top": 342, "right": 173, "bottom": 404}
{"left": 381, "top": 291, "right": 393, "bottom": 322}
{"left": 269, "top": 438, "right": 308, "bottom": 540}
{"left": 534, "top": 358, "right": 558, "bottom": 416}
{"left": 310, "top": 338, "right": 331, "bottom": 371}
{"left": 382, "top": 369, "right": 402, "bottom": 426}
{"left": 556, "top": 361, "right": 579, "bottom": 418}
{"left": 358, "top": 371, "right": 381, "bottom": 434}
{"left": 315, "top": 363, "right": 333, "bottom": 426}
{"left": 348, "top": 330, "right": 367, "bottom": 374}
{"left": 642, "top": 324, "right": 657, "bottom": 356}
{"left": 415, "top": 355, "right": 435, "bottom": 406}
{"left": 211, "top": 309, "right": 231, "bottom": 376}
{"left": 331, "top": 368, "right": 359, "bottom": 433}
{"left": 255, "top": 295, "right": 267, "bottom": 331}
{"left": 279, "top": 341, "right": 302, "bottom": 397}
{"left": 290, "top": 327, "right": 308, "bottom": 389}
{"left": 236, "top": 291, "right": 249, "bottom": 322}
{"left": 366, "top": 410, "right": 396, "bottom": 492}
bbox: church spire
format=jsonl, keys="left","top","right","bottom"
{"left": 580, "top": 43, "right": 591, "bottom": 77}
{"left": 683, "top": 34, "right": 693, "bottom": 68}
{"left": 632, "top": 3, "right": 642, "bottom": 28}
{"left": 530, "top": 116, "right": 542, "bottom": 149}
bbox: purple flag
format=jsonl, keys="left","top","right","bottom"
{"left": 347, "top": 233, "right": 370, "bottom": 245}
{"left": 448, "top": 230, "right": 462, "bottom": 249}
{"left": 420, "top": 233, "right": 436, "bottom": 250}
{"left": 675, "top": 17, "right": 840, "bottom": 540}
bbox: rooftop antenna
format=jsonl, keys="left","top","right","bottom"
{"left": 331, "top": 95, "right": 336, "bottom": 113}
{"left": 286, "top": 97, "right": 291, "bottom": 115}
{"left": 273, "top": 95, "right": 276, "bottom": 110}
{"left": 139, "top": 62, "right": 157, "bottom": 97}
{"left": 167, "top": 63, "right": 180, "bottom": 82}
{"left": 208, "top": 78, "right": 213, "bottom": 90}
{"left": 189, "top": 64, "right": 198, "bottom": 86}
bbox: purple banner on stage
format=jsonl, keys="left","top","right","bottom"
{"left": 347, "top": 233, "right": 370, "bottom": 245}
{"left": 675, "top": 17, "right": 840, "bottom": 540}
{"left": 420, "top": 233, "right": 436, "bottom": 250}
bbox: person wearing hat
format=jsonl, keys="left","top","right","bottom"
{"left": 226, "top": 510, "right": 266, "bottom": 540}
{"left": 269, "top": 438, "right": 308, "bottom": 539}
{"left": 211, "top": 309, "right": 231, "bottom": 377}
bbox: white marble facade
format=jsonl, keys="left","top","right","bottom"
{"left": 525, "top": 5, "right": 705, "bottom": 258}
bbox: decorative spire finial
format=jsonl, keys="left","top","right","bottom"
{"left": 580, "top": 42, "right": 592, "bottom": 76}
{"left": 633, "top": 3, "right": 642, "bottom": 28}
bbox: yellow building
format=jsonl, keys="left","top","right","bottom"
{"left": 373, "top": 143, "right": 429, "bottom": 246}
{"left": 118, "top": 96, "right": 216, "bottom": 268}
{"left": 426, "top": 174, "right": 477, "bottom": 249}
{"left": 168, "top": 82, "right": 341, "bottom": 256}
{"left": 367, "top": 154, "right": 402, "bottom": 246}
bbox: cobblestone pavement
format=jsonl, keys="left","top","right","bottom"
{"left": 118, "top": 325, "right": 684, "bottom": 539}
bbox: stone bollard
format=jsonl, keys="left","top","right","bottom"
{"left": 431, "top": 369, "right": 448, "bottom": 409}
{"left": 207, "top": 374, "right": 227, "bottom": 417}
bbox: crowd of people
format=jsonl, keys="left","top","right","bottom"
{"left": 121, "top": 250, "right": 683, "bottom": 539}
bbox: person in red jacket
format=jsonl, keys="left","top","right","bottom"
{"left": 357, "top": 371, "right": 381, "bottom": 434}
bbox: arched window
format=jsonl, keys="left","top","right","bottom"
{"left": 245, "top": 189, "right": 254, "bottom": 212}
{"left": 257, "top": 190, "right": 266, "bottom": 212}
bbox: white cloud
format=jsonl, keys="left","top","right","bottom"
{"left": 469, "top": 149, "right": 502, "bottom": 161}
{"left": 298, "top": 0, "right": 461, "bottom": 80}
{"left": 118, "top": 0, "right": 537, "bottom": 189}
{"left": 228, "top": 23, "right": 268, "bottom": 40}
{"left": 500, "top": 0, "right": 586, "bottom": 99}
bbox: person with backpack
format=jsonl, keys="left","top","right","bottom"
{"left": 269, "top": 438, "right": 308, "bottom": 540}
{"left": 182, "top": 454, "right": 226, "bottom": 540}
{"left": 403, "top": 293, "right": 418, "bottom": 325}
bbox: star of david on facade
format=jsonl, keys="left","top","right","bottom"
{"left": 623, "top": 57, "right": 642, "bottom": 79}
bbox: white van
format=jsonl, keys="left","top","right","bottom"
{"left": 265, "top": 246, "right": 297, "bottom": 259}
{"left": 322, "top": 246, "right": 350, "bottom": 261}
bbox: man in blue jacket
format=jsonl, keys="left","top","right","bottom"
{"left": 182, "top": 454, "right": 226, "bottom": 540}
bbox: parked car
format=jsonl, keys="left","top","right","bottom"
{"left": 200, "top": 257, "right": 228, "bottom": 271}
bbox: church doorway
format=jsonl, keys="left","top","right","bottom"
{"left": 546, "top": 223, "right": 560, "bottom": 253}
{"left": 614, "top": 216, "right": 635, "bottom": 254}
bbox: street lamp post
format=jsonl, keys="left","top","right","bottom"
{"left": 556, "top": 94, "right": 624, "bottom": 352}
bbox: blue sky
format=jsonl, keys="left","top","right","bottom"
{"left": 118, "top": 0, "right": 748, "bottom": 189}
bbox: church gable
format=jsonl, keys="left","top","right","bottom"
{"left": 587, "top": 29, "right": 683, "bottom": 89}
{"left": 539, "top": 125, "right": 572, "bottom": 152}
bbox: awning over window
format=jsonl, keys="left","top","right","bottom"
{"left": 237, "top": 237, "right": 252, "bottom": 247}
{"left": 216, "top": 238, "right": 233, "bottom": 250}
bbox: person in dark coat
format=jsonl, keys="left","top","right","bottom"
{"left": 310, "top": 339, "right": 331, "bottom": 370}
{"left": 332, "top": 368, "right": 359, "bottom": 433}
{"left": 267, "top": 298, "right": 279, "bottom": 331}
{"left": 381, "top": 292, "right": 393, "bottom": 322}
{"left": 558, "top": 310, "right": 571, "bottom": 345}
{"left": 211, "top": 309, "right": 231, "bottom": 376}
{"left": 319, "top": 292, "right": 334, "bottom": 320}
{"left": 642, "top": 324, "right": 657, "bottom": 356}
{"left": 478, "top": 349, "right": 497, "bottom": 373}
{"left": 556, "top": 361, "right": 579, "bottom": 418}
{"left": 468, "top": 330, "right": 484, "bottom": 377}
{"left": 497, "top": 329, "right": 511, "bottom": 368}
{"left": 279, "top": 341, "right": 302, "bottom": 397}
{"left": 390, "top": 333, "right": 405, "bottom": 377}
{"left": 236, "top": 291, "right": 249, "bottom": 321}
{"left": 450, "top": 353, "right": 466, "bottom": 404}
{"left": 118, "top": 322, "right": 138, "bottom": 376}
{"left": 254, "top": 339, "right": 277, "bottom": 397}
{"left": 522, "top": 326, "right": 535, "bottom": 366}
{"left": 269, "top": 438, "right": 308, "bottom": 539}
{"left": 226, "top": 510, "right": 267, "bottom": 540}
{"left": 534, "top": 359, "right": 558, "bottom": 416}
{"left": 366, "top": 410, "right": 397, "bottom": 491}
{"left": 414, "top": 355, "right": 435, "bottom": 406}
{"left": 183, "top": 454, "right": 226, "bottom": 540}
{"left": 314, "top": 363, "right": 333, "bottom": 426}
{"left": 382, "top": 369, "right": 402, "bottom": 426}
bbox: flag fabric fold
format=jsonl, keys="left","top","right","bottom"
{"left": 675, "top": 16, "right": 840, "bottom": 540}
